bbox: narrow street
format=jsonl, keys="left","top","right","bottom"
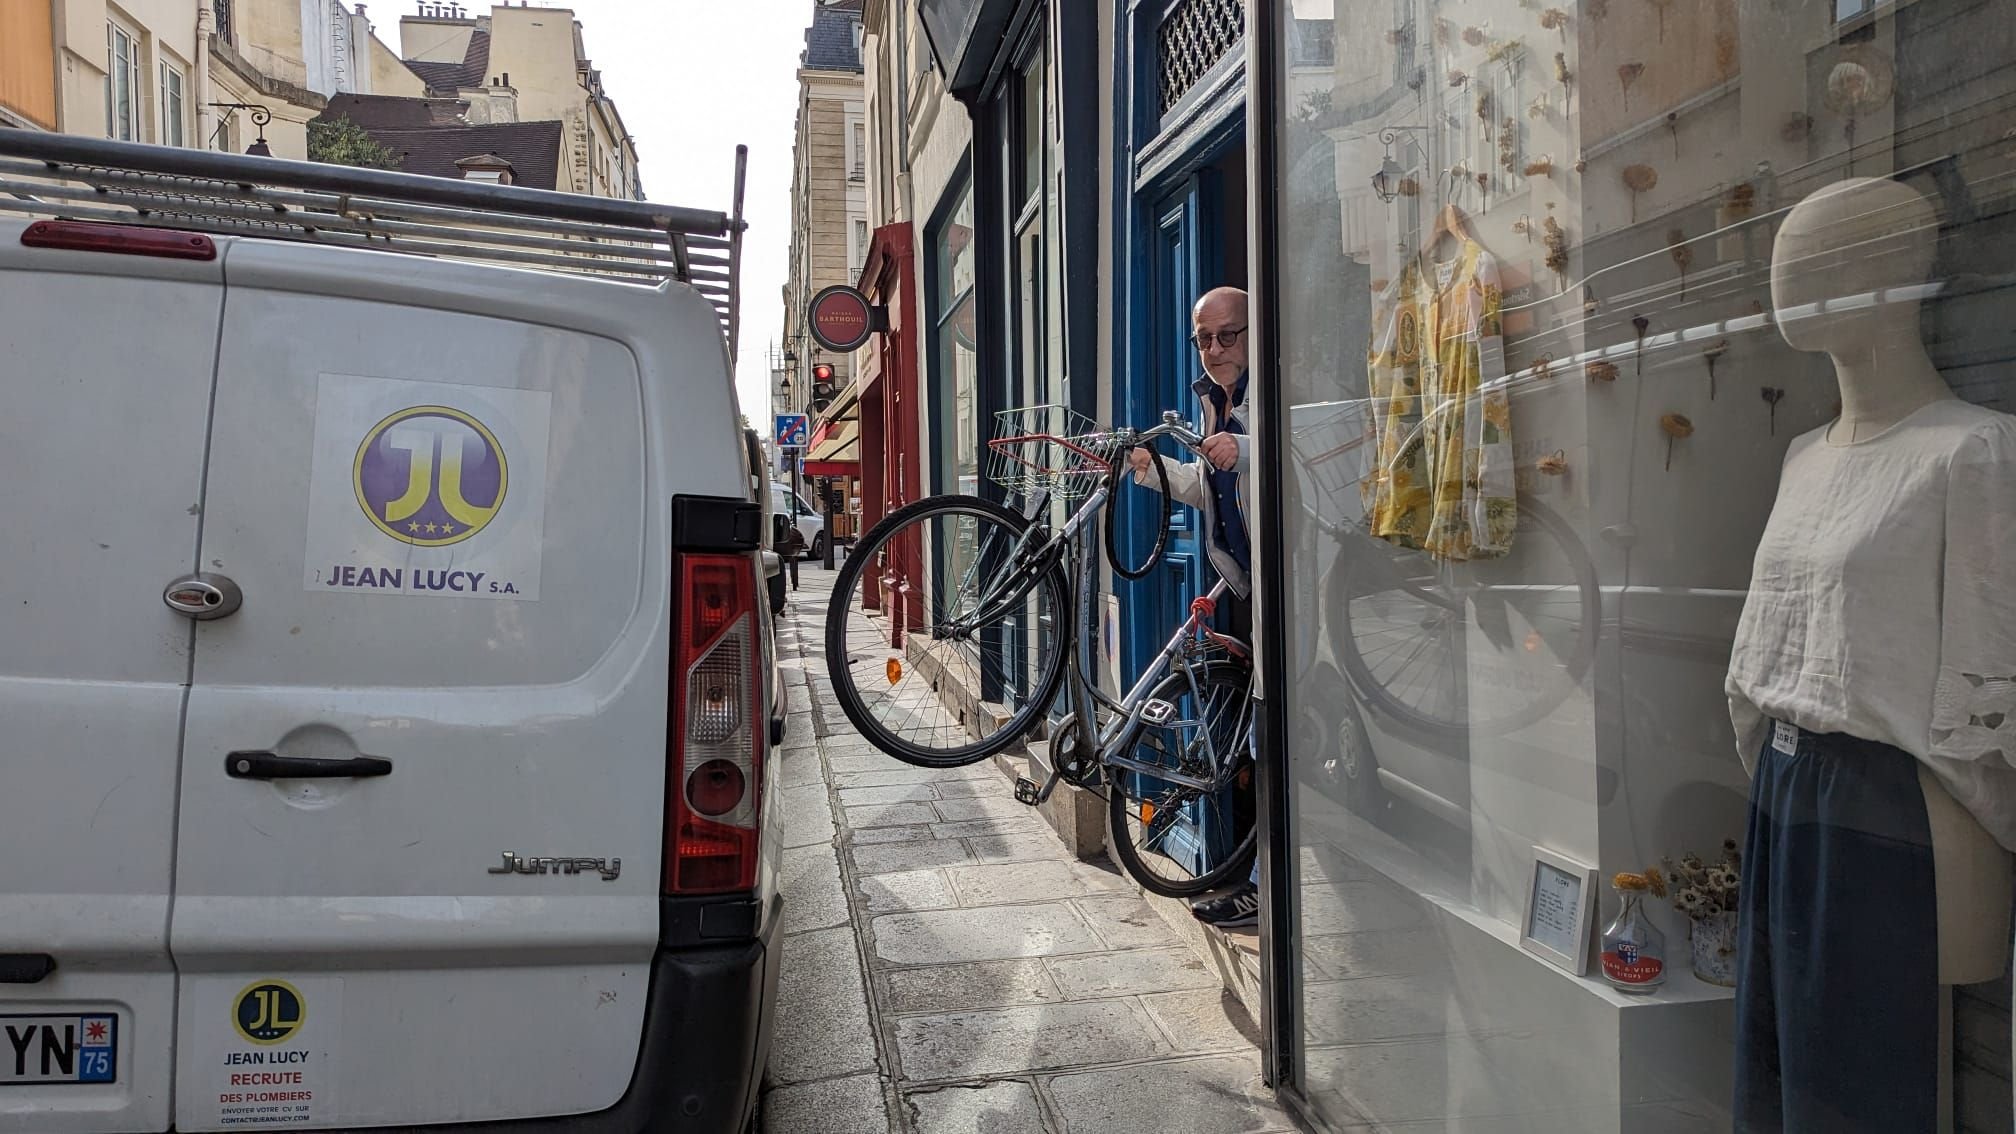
{"left": 759, "top": 562, "right": 1297, "bottom": 1133}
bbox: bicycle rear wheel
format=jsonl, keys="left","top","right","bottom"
{"left": 824, "top": 494, "right": 1070, "bottom": 768}
{"left": 1107, "top": 662, "right": 1259, "bottom": 898}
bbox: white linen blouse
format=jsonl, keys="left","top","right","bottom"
{"left": 1727, "top": 398, "right": 2016, "bottom": 851}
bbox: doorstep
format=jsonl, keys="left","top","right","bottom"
{"left": 992, "top": 737, "right": 1106, "bottom": 861}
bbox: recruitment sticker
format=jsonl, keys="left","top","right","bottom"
{"left": 200, "top": 977, "right": 342, "bottom": 1129}
{"left": 303, "top": 375, "right": 552, "bottom": 601}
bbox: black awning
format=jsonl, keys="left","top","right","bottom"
{"left": 918, "top": 0, "right": 1021, "bottom": 102}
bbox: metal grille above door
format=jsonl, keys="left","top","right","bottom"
{"left": 1157, "top": 0, "right": 1245, "bottom": 117}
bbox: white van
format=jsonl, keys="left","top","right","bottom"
{"left": 0, "top": 134, "right": 782, "bottom": 1133}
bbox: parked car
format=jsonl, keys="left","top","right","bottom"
{"left": 771, "top": 483, "right": 827, "bottom": 560}
{"left": 0, "top": 135, "right": 779, "bottom": 1134}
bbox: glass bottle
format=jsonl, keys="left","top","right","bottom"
{"left": 1599, "top": 872, "right": 1667, "bottom": 992}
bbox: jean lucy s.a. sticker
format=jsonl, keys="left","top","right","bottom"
{"left": 302, "top": 375, "right": 552, "bottom": 601}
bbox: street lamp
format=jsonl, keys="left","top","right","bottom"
{"left": 1371, "top": 126, "right": 1429, "bottom": 204}
{"left": 208, "top": 102, "right": 274, "bottom": 156}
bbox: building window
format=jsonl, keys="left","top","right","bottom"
{"left": 105, "top": 17, "right": 142, "bottom": 142}
{"left": 932, "top": 182, "right": 976, "bottom": 497}
{"left": 214, "top": 0, "right": 235, "bottom": 45}
{"left": 854, "top": 219, "right": 870, "bottom": 272}
{"left": 1009, "top": 42, "right": 1057, "bottom": 413}
{"left": 159, "top": 60, "right": 186, "bottom": 147}
{"left": 849, "top": 119, "right": 866, "bottom": 181}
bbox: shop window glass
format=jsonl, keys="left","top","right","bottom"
{"left": 1271, "top": 0, "right": 2016, "bottom": 1130}
{"left": 934, "top": 183, "right": 977, "bottom": 498}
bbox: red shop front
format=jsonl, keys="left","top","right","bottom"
{"left": 850, "top": 224, "right": 921, "bottom": 631}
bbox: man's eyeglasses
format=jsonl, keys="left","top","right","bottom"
{"left": 1189, "top": 326, "right": 1248, "bottom": 350}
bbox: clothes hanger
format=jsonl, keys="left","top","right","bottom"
{"left": 1426, "top": 203, "right": 1477, "bottom": 258}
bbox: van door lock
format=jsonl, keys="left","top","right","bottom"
{"left": 163, "top": 573, "right": 243, "bottom": 620}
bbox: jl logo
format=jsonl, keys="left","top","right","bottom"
{"left": 353, "top": 405, "right": 508, "bottom": 547}
{"left": 234, "top": 980, "right": 306, "bottom": 1045}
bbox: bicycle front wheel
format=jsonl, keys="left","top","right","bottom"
{"left": 824, "top": 494, "right": 1071, "bottom": 768}
{"left": 1107, "top": 662, "right": 1259, "bottom": 898}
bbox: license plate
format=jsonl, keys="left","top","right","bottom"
{"left": 0, "top": 1015, "right": 117, "bottom": 1084}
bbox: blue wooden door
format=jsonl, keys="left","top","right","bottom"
{"left": 1116, "top": 172, "right": 1234, "bottom": 878}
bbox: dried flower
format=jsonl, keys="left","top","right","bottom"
{"left": 1622, "top": 163, "right": 1658, "bottom": 223}
{"left": 1726, "top": 182, "right": 1757, "bottom": 216}
{"left": 1632, "top": 314, "right": 1651, "bottom": 376}
{"left": 1587, "top": 360, "right": 1620, "bottom": 383}
{"left": 1644, "top": 866, "right": 1669, "bottom": 899}
{"left": 1385, "top": 26, "right": 1412, "bottom": 45}
{"left": 1397, "top": 177, "right": 1421, "bottom": 197}
{"left": 1782, "top": 113, "right": 1815, "bottom": 143}
{"left": 1524, "top": 157, "right": 1554, "bottom": 177}
{"left": 1703, "top": 340, "right": 1729, "bottom": 399}
{"left": 1617, "top": 62, "right": 1645, "bottom": 112}
{"left": 1667, "top": 229, "right": 1693, "bottom": 301}
{"left": 1538, "top": 449, "right": 1568, "bottom": 475}
{"left": 1463, "top": 26, "right": 1487, "bottom": 47}
{"left": 1477, "top": 90, "right": 1495, "bottom": 137}
{"left": 1512, "top": 215, "right": 1533, "bottom": 240}
{"left": 1485, "top": 37, "right": 1525, "bottom": 64}
{"left": 1555, "top": 52, "right": 1573, "bottom": 91}
{"left": 1540, "top": 7, "right": 1569, "bottom": 38}
{"left": 1500, "top": 119, "right": 1518, "bottom": 170}
{"left": 1528, "top": 94, "right": 1553, "bottom": 120}
{"left": 1543, "top": 216, "right": 1570, "bottom": 283}
{"left": 1614, "top": 872, "right": 1651, "bottom": 891}
{"left": 1449, "top": 69, "right": 1470, "bottom": 88}
{"left": 1661, "top": 412, "right": 1694, "bottom": 470}
{"left": 1761, "top": 386, "right": 1786, "bottom": 434}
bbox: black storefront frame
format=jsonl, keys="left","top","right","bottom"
{"left": 1246, "top": 0, "right": 1307, "bottom": 1113}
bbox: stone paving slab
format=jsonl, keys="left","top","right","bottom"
{"left": 933, "top": 794, "right": 1046, "bottom": 822}
{"left": 1044, "top": 945, "right": 1218, "bottom": 999}
{"left": 761, "top": 1072, "right": 891, "bottom": 1133}
{"left": 833, "top": 765, "right": 997, "bottom": 790}
{"left": 966, "top": 832, "right": 1077, "bottom": 865}
{"left": 905, "top": 1080, "right": 1048, "bottom": 1134}
{"left": 768, "top": 926, "right": 879, "bottom": 1086}
{"left": 850, "top": 839, "right": 977, "bottom": 876}
{"left": 929, "top": 816, "right": 1053, "bottom": 841}
{"left": 1070, "top": 895, "right": 1183, "bottom": 950}
{"left": 1140, "top": 987, "right": 1264, "bottom": 1055}
{"left": 858, "top": 869, "right": 958, "bottom": 915}
{"left": 782, "top": 786, "right": 838, "bottom": 850}
{"left": 879, "top": 957, "right": 1063, "bottom": 1016}
{"left": 847, "top": 824, "right": 934, "bottom": 846}
{"left": 870, "top": 903, "right": 1104, "bottom": 966}
{"left": 944, "top": 859, "right": 1131, "bottom": 907}
{"left": 837, "top": 783, "right": 941, "bottom": 807}
{"left": 843, "top": 800, "right": 944, "bottom": 829}
{"left": 894, "top": 999, "right": 1175, "bottom": 1081}
{"left": 780, "top": 845, "right": 850, "bottom": 935}
{"left": 1044, "top": 1052, "right": 1293, "bottom": 1134}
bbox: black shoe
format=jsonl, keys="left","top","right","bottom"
{"left": 1191, "top": 885, "right": 1259, "bottom": 928}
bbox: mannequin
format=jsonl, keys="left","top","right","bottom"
{"left": 1727, "top": 177, "right": 2016, "bottom": 1132}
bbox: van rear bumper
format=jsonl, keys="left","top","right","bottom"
{"left": 300, "top": 895, "right": 783, "bottom": 1134}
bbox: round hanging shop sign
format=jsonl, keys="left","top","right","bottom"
{"left": 808, "top": 285, "right": 875, "bottom": 352}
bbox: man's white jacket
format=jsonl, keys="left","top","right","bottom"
{"left": 1131, "top": 372, "right": 1252, "bottom": 600}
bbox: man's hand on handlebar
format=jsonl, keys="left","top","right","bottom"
{"left": 1199, "top": 432, "right": 1239, "bottom": 471}
{"left": 1127, "top": 447, "right": 1155, "bottom": 474}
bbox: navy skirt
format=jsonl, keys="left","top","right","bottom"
{"left": 1734, "top": 724, "right": 1938, "bottom": 1132}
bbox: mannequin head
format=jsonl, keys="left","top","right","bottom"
{"left": 1770, "top": 177, "right": 1939, "bottom": 358}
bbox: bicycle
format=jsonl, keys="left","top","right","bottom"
{"left": 822, "top": 404, "right": 1259, "bottom": 897}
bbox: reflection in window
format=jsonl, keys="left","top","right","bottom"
{"left": 1271, "top": 1, "right": 2016, "bottom": 1129}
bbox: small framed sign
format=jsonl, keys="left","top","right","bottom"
{"left": 1520, "top": 846, "right": 1597, "bottom": 976}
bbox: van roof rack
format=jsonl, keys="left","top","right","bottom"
{"left": 0, "top": 131, "right": 749, "bottom": 362}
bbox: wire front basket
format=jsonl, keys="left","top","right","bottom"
{"left": 986, "top": 404, "right": 1121, "bottom": 501}
{"left": 1287, "top": 399, "right": 1376, "bottom": 526}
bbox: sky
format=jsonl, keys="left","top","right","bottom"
{"left": 387, "top": 0, "right": 808, "bottom": 421}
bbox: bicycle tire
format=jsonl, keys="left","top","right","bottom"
{"left": 1107, "top": 663, "right": 1260, "bottom": 898}
{"left": 823, "top": 493, "right": 1071, "bottom": 768}
{"left": 1330, "top": 498, "right": 1599, "bottom": 739}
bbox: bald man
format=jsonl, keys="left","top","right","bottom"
{"left": 1127, "top": 285, "right": 1260, "bottom": 928}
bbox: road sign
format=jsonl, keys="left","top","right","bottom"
{"left": 775, "top": 413, "right": 810, "bottom": 449}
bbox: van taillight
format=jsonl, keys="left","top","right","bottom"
{"left": 21, "top": 220, "right": 216, "bottom": 260}
{"left": 666, "top": 553, "right": 764, "bottom": 894}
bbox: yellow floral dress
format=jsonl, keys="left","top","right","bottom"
{"left": 1363, "top": 239, "right": 1517, "bottom": 560}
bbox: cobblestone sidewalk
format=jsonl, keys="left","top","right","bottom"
{"left": 759, "top": 564, "right": 1297, "bottom": 1134}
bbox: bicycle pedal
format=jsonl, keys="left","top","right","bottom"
{"left": 1140, "top": 699, "right": 1178, "bottom": 726}
{"left": 1014, "top": 777, "right": 1043, "bottom": 806}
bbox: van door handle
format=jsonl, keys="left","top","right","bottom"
{"left": 0, "top": 954, "right": 56, "bottom": 984}
{"left": 225, "top": 752, "right": 393, "bottom": 779}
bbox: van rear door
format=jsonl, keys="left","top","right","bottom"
{"left": 0, "top": 221, "right": 224, "bottom": 1132}
{"left": 168, "top": 243, "right": 665, "bottom": 1129}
